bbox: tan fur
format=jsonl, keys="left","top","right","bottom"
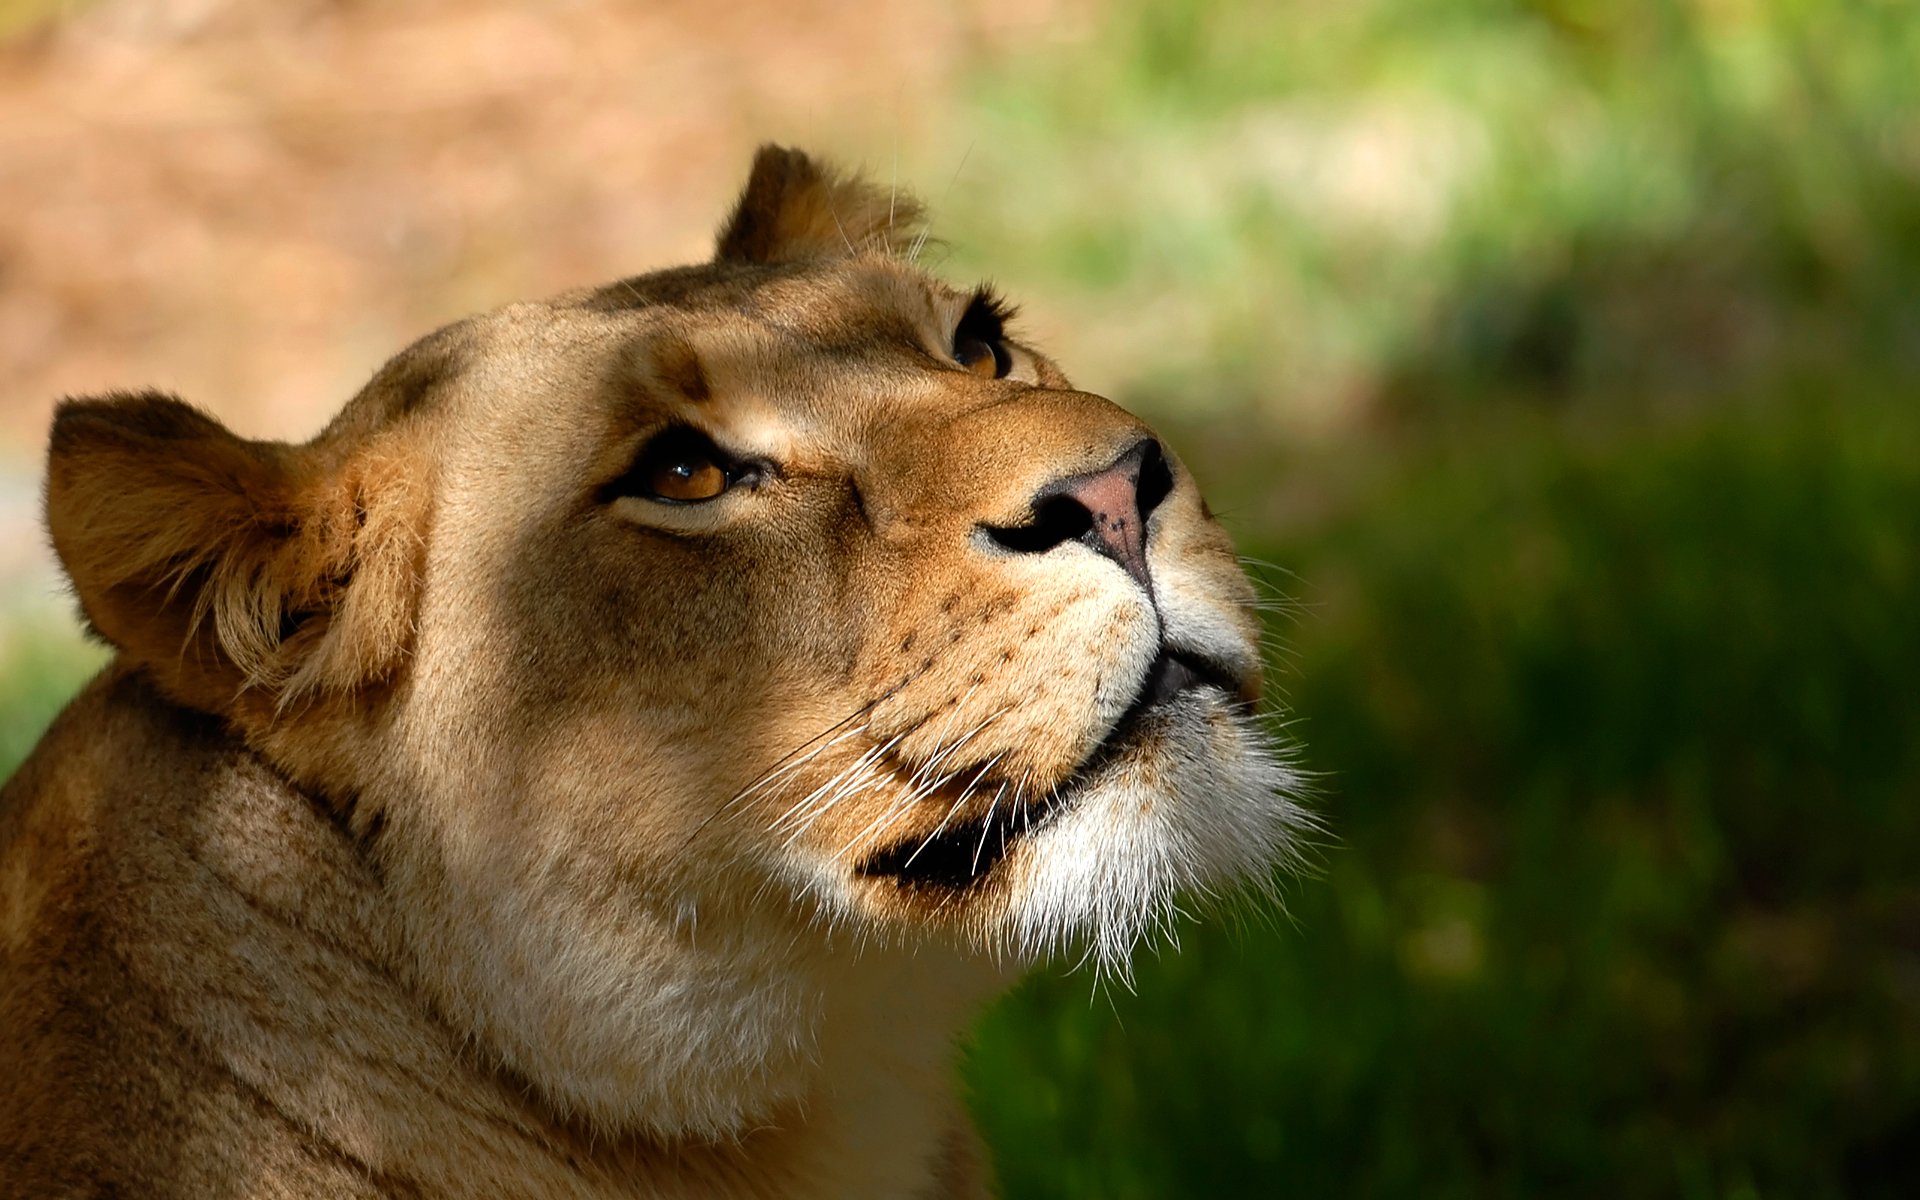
{"left": 1, "top": 145, "right": 1307, "bottom": 1197}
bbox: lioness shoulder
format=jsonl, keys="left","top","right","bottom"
{"left": 0, "top": 146, "right": 1306, "bottom": 1198}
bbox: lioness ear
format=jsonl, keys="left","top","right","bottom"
{"left": 45, "top": 391, "right": 427, "bottom": 717}
{"left": 714, "top": 143, "right": 924, "bottom": 264}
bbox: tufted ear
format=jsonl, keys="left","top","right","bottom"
{"left": 45, "top": 391, "right": 428, "bottom": 719}
{"left": 714, "top": 143, "right": 924, "bottom": 265}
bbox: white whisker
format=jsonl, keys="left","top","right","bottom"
{"left": 770, "top": 735, "right": 897, "bottom": 835}
{"left": 969, "top": 782, "right": 1005, "bottom": 876}
{"left": 731, "top": 722, "right": 870, "bottom": 809}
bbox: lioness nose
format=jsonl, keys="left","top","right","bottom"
{"left": 986, "top": 438, "right": 1173, "bottom": 588}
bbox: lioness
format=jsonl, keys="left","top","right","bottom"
{"left": 0, "top": 146, "right": 1305, "bottom": 1198}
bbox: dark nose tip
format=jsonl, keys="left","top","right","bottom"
{"left": 984, "top": 438, "right": 1174, "bottom": 588}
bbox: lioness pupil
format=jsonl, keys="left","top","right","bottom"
{"left": 954, "top": 334, "right": 1006, "bottom": 378}
{"left": 650, "top": 457, "right": 727, "bottom": 501}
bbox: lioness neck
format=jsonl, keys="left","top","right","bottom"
{"left": 0, "top": 668, "right": 991, "bottom": 1198}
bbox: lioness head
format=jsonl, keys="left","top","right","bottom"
{"left": 44, "top": 147, "right": 1306, "bottom": 1139}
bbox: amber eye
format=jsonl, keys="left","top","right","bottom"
{"left": 648, "top": 454, "right": 728, "bottom": 501}
{"left": 607, "top": 427, "right": 748, "bottom": 505}
{"left": 952, "top": 286, "right": 1016, "bottom": 378}
{"left": 953, "top": 333, "right": 1010, "bottom": 378}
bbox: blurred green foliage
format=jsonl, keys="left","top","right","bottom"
{"left": 937, "top": 0, "right": 1920, "bottom": 426}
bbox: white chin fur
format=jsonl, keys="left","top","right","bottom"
{"left": 1000, "top": 691, "right": 1310, "bottom": 979}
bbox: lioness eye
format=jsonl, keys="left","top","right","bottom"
{"left": 952, "top": 285, "right": 1015, "bottom": 379}
{"left": 610, "top": 427, "right": 744, "bottom": 504}
{"left": 953, "top": 334, "right": 1009, "bottom": 379}
{"left": 649, "top": 454, "right": 728, "bottom": 502}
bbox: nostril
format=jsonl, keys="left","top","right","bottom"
{"left": 1136, "top": 439, "right": 1173, "bottom": 519}
{"left": 984, "top": 493, "right": 1095, "bottom": 555}
{"left": 979, "top": 437, "right": 1171, "bottom": 585}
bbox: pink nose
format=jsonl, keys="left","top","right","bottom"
{"left": 983, "top": 439, "right": 1173, "bottom": 590}
{"left": 1059, "top": 440, "right": 1161, "bottom": 585}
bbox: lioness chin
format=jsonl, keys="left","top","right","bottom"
{"left": 0, "top": 146, "right": 1306, "bottom": 1198}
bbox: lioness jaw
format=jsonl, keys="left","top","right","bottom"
{"left": 2, "top": 145, "right": 1307, "bottom": 1198}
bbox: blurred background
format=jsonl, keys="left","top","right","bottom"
{"left": 3, "top": 0, "right": 1916, "bottom": 1194}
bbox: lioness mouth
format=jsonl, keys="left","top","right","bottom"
{"left": 857, "top": 649, "right": 1243, "bottom": 891}
{"left": 1133, "top": 646, "right": 1245, "bottom": 713}
{"left": 857, "top": 800, "right": 1053, "bottom": 891}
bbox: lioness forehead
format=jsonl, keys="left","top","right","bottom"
{"left": 330, "top": 255, "right": 974, "bottom": 442}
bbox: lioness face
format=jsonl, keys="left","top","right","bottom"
{"left": 409, "top": 265, "right": 1298, "bottom": 963}
{"left": 47, "top": 147, "right": 1305, "bottom": 1134}
{"left": 368, "top": 153, "right": 1305, "bottom": 977}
